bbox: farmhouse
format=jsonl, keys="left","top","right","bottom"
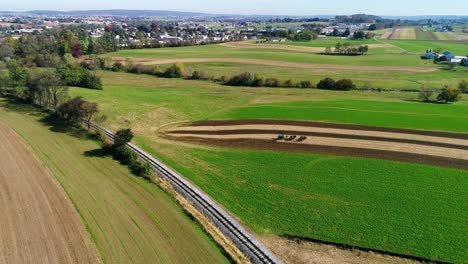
{"left": 268, "top": 37, "right": 287, "bottom": 42}
{"left": 440, "top": 51, "right": 455, "bottom": 61}
{"left": 421, "top": 49, "right": 438, "bottom": 59}
{"left": 451, "top": 56, "right": 468, "bottom": 64}
{"left": 462, "top": 58, "right": 468, "bottom": 67}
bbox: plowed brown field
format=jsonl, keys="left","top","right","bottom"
{"left": 163, "top": 120, "right": 468, "bottom": 170}
{"left": 0, "top": 122, "right": 98, "bottom": 264}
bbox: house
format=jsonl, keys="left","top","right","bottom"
{"left": 421, "top": 49, "right": 438, "bottom": 59}
{"left": 451, "top": 56, "right": 468, "bottom": 64}
{"left": 461, "top": 58, "right": 468, "bottom": 67}
{"left": 438, "top": 51, "right": 455, "bottom": 61}
{"left": 268, "top": 37, "right": 287, "bottom": 43}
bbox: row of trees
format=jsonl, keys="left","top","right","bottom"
{"left": 317, "top": 78, "right": 356, "bottom": 91}
{"left": 325, "top": 43, "right": 369, "bottom": 55}
{"left": 419, "top": 81, "right": 466, "bottom": 104}
{"left": 99, "top": 128, "right": 153, "bottom": 180}
{"left": 224, "top": 72, "right": 313, "bottom": 88}
{"left": 352, "top": 31, "right": 374, "bottom": 40}
{"left": 286, "top": 31, "right": 318, "bottom": 42}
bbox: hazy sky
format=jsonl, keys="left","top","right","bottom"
{"left": 3, "top": 0, "right": 468, "bottom": 16}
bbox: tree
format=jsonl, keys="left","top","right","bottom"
{"left": 335, "top": 79, "right": 355, "bottom": 90}
{"left": 437, "top": 86, "right": 462, "bottom": 103}
{"left": 6, "top": 60, "right": 28, "bottom": 97}
{"left": 27, "top": 71, "right": 68, "bottom": 109}
{"left": 317, "top": 77, "right": 336, "bottom": 90}
{"left": 0, "top": 44, "right": 14, "bottom": 60}
{"left": 343, "top": 28, "right": 351, "bottom": 37}
{"left": 418, "top": 84, "right": 434, "bottom": 102}
{"left": 352, "top": 31, "right": 367, "bottom": 39}
{"left": 226, "top": 72, "right": 254, "bottom": 86}
{"left": 332, "top": 28, "right": 340, "bottom": 36}
{"left": 163, "top": 63, "right": 185, "bottom": 78}
{"left": 368, "top": 24, "right": 377, "bottom": 31}
{"left": 82, "top": 102, "right": 98, "bottom": 129}
{"left": 113, "top": 129, "right": 134, "bottom": 148}
{"left": 458, "top": 80, "right": 468, "bottom": 93}
{"left": 57, "top": 96, "right": 87, "bottom": 121}
{"left": 70, "top": 43, "right": 83, "bottom": 58}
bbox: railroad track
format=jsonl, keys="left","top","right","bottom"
{"left": 87, "top": 122, "right": 282, "bottom": 264}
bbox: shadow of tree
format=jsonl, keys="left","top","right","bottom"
{"left": 404, "top": 99, "right": 447, "bottom": 105}
{"left": 84, "top": 148, "right": 107, "bottom": 158}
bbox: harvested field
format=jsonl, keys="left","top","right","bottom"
{"left": 112, "top": 57, "right": 437, "bottom": 73}
{"left": 163, "top": 120, "right": 468, "bottom": 170}
{"left": 380, "top": 30, "right": 393, "bottom": 39}
{"left": 384, "top": 28, "right": 416, "bottom": 40}
{"left": 220, "top": 41, "right": 393, "bottom": 52}
{"left": 0, "top": 100, "right": 229, "bottom": 264}
{"left": 0, "top": 121, "right": 98, "bottom": 264}
{"left": 433, "top": 32, "right": 457, "bottom": 40}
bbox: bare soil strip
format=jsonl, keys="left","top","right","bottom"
{"left": 112, "top": 57, "right": 437, "bottom": 73}
{"left": 220, "top": 41, "right": 394, "bottom": 52}
{"left": 172, "top": 125, "right": 468, "bottom": 147}
{"left": 0, "top": 122, "right": 98, "bottom": 264}
{"left": 191, "top": 120, "right": 468, "bottom": 139}
{"left": 167, "top": 133, "right": 468, "bottom": 161}
{"left": 162, "top": 120, "right": 468, "bottom": 170}
{"left": 380, "top": 31, "right": 393, "bottom": 40}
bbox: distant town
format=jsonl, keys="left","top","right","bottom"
{"left": 1, "top": 11, "right": 467, "bottom": 49}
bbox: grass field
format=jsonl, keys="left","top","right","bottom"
{"left": 415, "top": 28, "right": 438, "bottom": 40}
{"left": 0, "top": 98, "right": 228, "bottom": 264}
{"left": 74, "top": 34, "right": 468, "bottom": 259}
{"left": 109, "top": 44, "right": 430, "bottom": 67}
{"left": 72, "top": 71, "right": 468, "bottom": 133}
{"left": 0, "top": 121, "right": 98, "bottom": 263}
{"left": 65, "top": 71, "right": 468, "bottom": 262}
{"left": 152, "top": 146, "right": 468, "bottom": 263}
{"left": 108, "top": 40, "right": 468, "bottom": 91}
{"left": 218, "top": 100, "right": 468, "bottom": 133}
{"left": 275, "top": 37, "right": 379, "bottom": 48}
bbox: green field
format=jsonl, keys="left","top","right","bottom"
{"left": 218, "top": 100, "right": 468, "bottom": 133}
{"left": 181, "top": 61, "right": 467, "bottom": 90}
{"left": 66, "top": 71, "right": 468, "bottom": 262}
{"left": 0, "top": 99, "right": 228, "bottom": 264}
{"left": 153, "top": 146, "right": 468, "bottom": 263}
{"left": 381, "top": 39, "right": 468, "bottom": 55}
{"left": 275, "top": 37, "right": 379, "bottom": 48}
{"left": 108, "top": 40, "right": 468, "bottom": 91}
{"left": 109, "top": 44, "right": 429, "bottom": 67}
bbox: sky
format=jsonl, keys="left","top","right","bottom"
{"left": 2, "top": 0, "right": 468, "bottom": 16}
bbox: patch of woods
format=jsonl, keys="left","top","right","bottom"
{"left": 0, "top": 59, "right": 150, "bottom": 180}
{"left": 324, "top": 43, "right": 369, "bottom": 56}
{"left": 419, "top": 80, "right": 466, "bottom": 104}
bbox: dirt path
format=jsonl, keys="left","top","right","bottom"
{"left": 220, "top": 41, "right": 394, "bottom": 52}
{"left": 112, "top": 57, "right": 437, "bottom": 73}
{"left": 162, "top": 120, "right": 468, "bottom": 170}
{"left": 0, "top": 122, "right": 98, "bottom": 264}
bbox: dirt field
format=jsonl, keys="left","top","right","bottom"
{"left": 383, "top": 28, "right": 417, "bottom": 40}
{"left": 112, "top": 57, "right": 437, "bottom": 73}
{"left": 162, "top": 120, "right": 468, "bottom": 170}
{"left": 0, "top": 122, "right": 98, "bottom": 264}
{"left": 220, "top": 41, "right": 394, "bottom": 52}
{"left": 260, "top": 236, "right": 419, "bottom": 264}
